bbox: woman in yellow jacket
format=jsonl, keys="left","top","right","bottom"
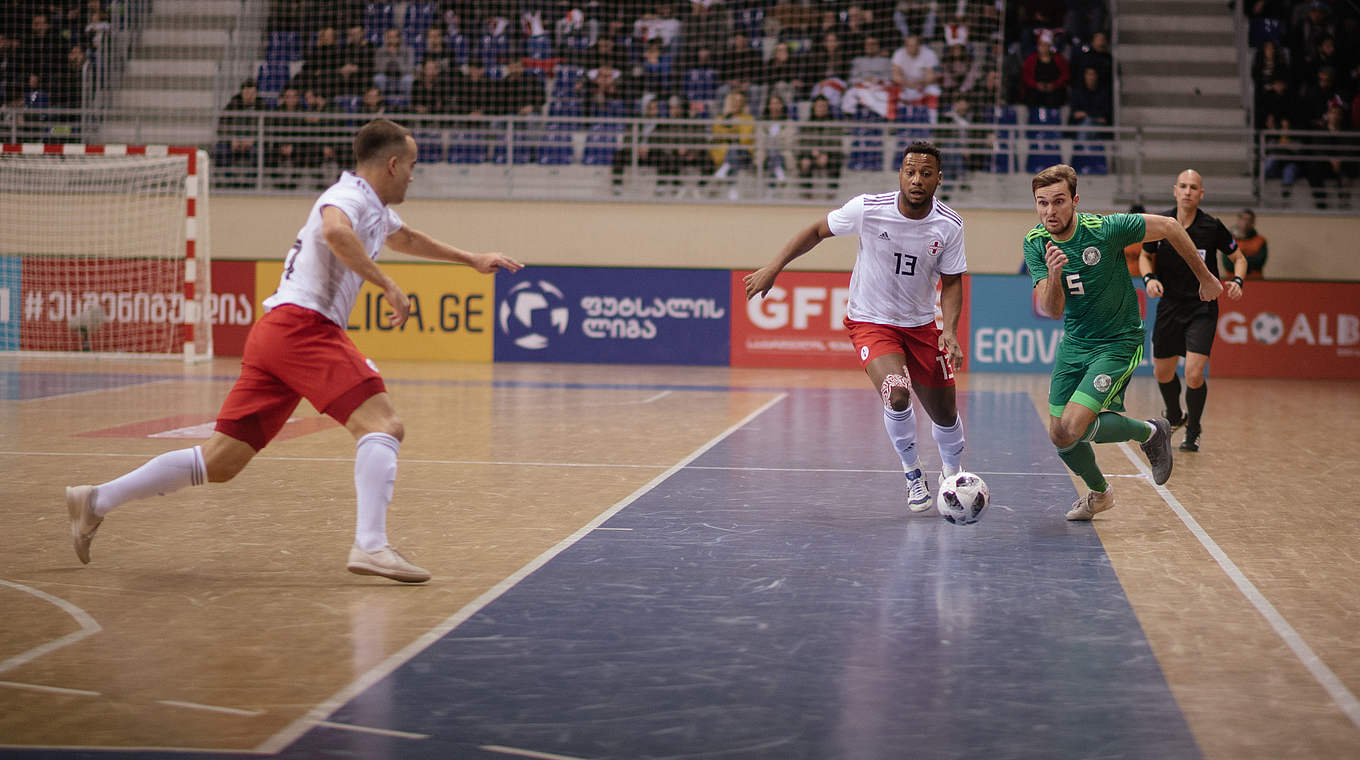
{"left": 711, "top": 90, "right": 756, "bottom": 179}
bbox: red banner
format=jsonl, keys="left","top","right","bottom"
{"left": 21, "top": 258, "right": 182, "bottom": 353}
{"left": 730, "top": 270, "right": 971, "bottom": 369}
{"left": 1211, "top": 281, "right": 1360, "bottom": 379}
{"left": 208, "top": 260, "right": 257, "bottom": 356}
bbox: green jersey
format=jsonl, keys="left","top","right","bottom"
{"left": 1023, "top": 212, "right": 1146, "bottom": 345}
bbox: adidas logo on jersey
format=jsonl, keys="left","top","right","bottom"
{"left": 879, "top": 231, "right": 890, "bottom": 239}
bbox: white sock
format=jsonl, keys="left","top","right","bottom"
{"left": 714, "top": 162, "right": 730, "bottom": 178}
{"left": 92, "top": 446, "right": 206, "bottom": 516}
{"left": 932, "top": 416, "right": 966, "bottom": 474}
{"left": 354, "top": 432, "right": 400, "bottom": 552}
{"left": 883, "top": 406, "right": 921, "bottom": 473}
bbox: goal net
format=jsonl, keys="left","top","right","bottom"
{"left": 0, "top": 145, "right": 212, "bottom": 362}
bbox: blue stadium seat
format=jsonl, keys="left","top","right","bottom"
{"left": 403, "top": 2, "right": 436, "bottom": 47}
{"left": 413, "top": 128, "right": 444, "bottom": 163}
{"left": 1071, "top": 142, "right": 1108, "bottom": 175}
{"left": 448, "top": 131, "right": 488, "bottom": 164}
{"left": 846, "top": 106, "right": 885, "bottom": 172}
{"left": 526, "top": 34, "right": 554, "bottom": 60}
{"left": 537, "top": 132, "right": 574, "bottom": 165}
{"left": 332, "top": 94, "right": 360, "bottom": 113}
{"left": 553, "top": 65, "right": 584, "bottom": 100}
{"left": 450, "top": 33, "right": 469, "bottom": 65}
{"left": 479, "top": 34, "right": 511, "bottom": 67}
{"left": 267, "top": 31, "right": 301, "bottom": 63}
{"left": 363, "top": 3, "right": 394, "bottom": 45}
{"left": 684, "top": 67, "right": 717, "bottom": 103}
{"left": 982, "top": 105, "right": 1018, "bottom": 173}
{"left": 1025, "top": 106, "right": 1064, "bottom": 174}
{"left": 256, "top": 62, "right": 290, "bottom": 95}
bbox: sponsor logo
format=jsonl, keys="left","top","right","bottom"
{"left": 879, "top": 231, "right": 890, "bottom": 239}
{"left": 499, "top": 280, "right": 569, "bottom": 349}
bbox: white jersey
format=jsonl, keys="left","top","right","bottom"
{"left": 263, "top": 171, "right": 404, "bottom": 327}
{"left": 827, "top": 192, "right": 967, "bottom": 328}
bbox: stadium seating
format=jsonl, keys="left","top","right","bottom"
{"left": 1024, "top": 107, "right": 1064, "bottom": 174}
{"left": 363, "top": 3, "right": 394, "bottom": 45}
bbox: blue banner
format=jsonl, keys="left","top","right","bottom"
{"left": 967, "top": 274, "right": 1153, "bottom": 374}
{"left": 494, "top": 267, "right": 730, "bottom": 365}
{"left": 0, "top": 257, "right": 18, "bottom": 351}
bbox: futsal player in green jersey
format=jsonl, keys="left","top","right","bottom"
{"left": 1024, "top": 165, "right": 1223, "bottom": 520}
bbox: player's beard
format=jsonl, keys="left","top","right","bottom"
{"left": 1046, "top": 209, "right": 1075, "bottom": 237}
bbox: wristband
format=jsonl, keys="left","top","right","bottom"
{"left": 1143, "top": 273, "right": 1158, "bottom": 286}
{"left": 1232, "top": 276, "right": 1244, "bottom": 288}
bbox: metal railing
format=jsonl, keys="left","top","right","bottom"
{"left": 5, "top": 107, "right": 1358, "bottom": 212}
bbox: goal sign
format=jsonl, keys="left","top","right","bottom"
{"left": 0, "top": 144, "right": 212, "bottom": 361}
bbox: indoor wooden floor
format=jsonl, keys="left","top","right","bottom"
{"left": 1, "top": 356, "right": 1357, "bottom": 759}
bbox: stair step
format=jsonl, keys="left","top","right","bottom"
{"left": 1122, "top": 61, "right": 1239, "bottom": 78}
{"left": 148, "top": 0, "right": 242, "bottom": 14}
{"left": 136, "top": 44, "right": 232, "bottom": 60}
{"left": 1119, "top": 14, "right": 1233, "bottom": 34}
{"left": 1121, "top": 105, "right": 1251, "bottom": 127}
{"left": 127, "top": 59, "right": 219, "bottom": 77}
{"left": 114, "top": 89, "right": 216, "bottom": 109}
{"left": 1117, "top": 45, "right": 1238, "bottom": 64}
{"left": 1138, "top": 140, "right": 1253, "bottom": 161}
{"left": 1122, "top": 75, "right": 1240, "bottom": 97}
{"left": 101, "top": 123, "right": 217, "bottom": 145}
{"left": 1121, "top": 29, "right": 1233, "bottom": 46}
{"left": 122, "top": 73, "right": 218, "bottom": 90}
{"left": 146, "top": 14, "right": 240, "bottom": 30}
{"left": 141, "top": 28, "right": 230, "bottom": 46}
{"left": 1123, "top": 92, "right": 1243, "bottom": 110}
{"left": 1120, "top": 0, "right": 1229, "bottom": 13}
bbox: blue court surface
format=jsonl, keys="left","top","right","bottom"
{"left": 2, "top": 388, "right": 1200, "bottom": 760}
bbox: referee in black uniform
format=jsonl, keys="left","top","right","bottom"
{"left": 1140, "top": 169, "right": 1247, "bottom": 452}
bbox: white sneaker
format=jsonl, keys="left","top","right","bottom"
{"left": 347, "top": 544, "right": 431, "bottom": 583}
{"left": 905, "top": 469, "right": 932, "bottom": 512}
{"left": 66, "top": 485, "right": 102, "bottom": 564}
{"left": 1065, "top": 485, "right": 1116, "bottom": 521}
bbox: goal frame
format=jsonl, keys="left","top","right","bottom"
{"left": 0, "top": 143, "right": 212, "bottom": 363}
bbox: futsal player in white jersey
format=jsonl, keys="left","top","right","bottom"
{"left": 65, "top": 119, "right": 524, "bottom": 582}
{"left": 745, "top": 140, "right": 968, "bottom": 511}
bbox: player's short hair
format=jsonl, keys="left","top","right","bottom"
{"left": 1032, "top": 164, "right": 1078, "bottom": 197}
{"left": 1240, "top": 208, "right": 1256, "bottom": 219}
{"left": 902, "top": 140, "right": 942, "bottom": 169}
{"left": 353, "top": 118, "right": 412, "bottom": 166}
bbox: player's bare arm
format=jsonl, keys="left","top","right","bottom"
{"left": 744, "top": 217, "right": 834, "bottom": 300}
{"left": 1140, "top": 214, "right": 1223, "bottom": 301}
{"left": 385, "top": 225, "right": 524, "bottom": 274}
{"left": 1138, "top": 248, "right": 1164, "bottom": 298}
{"left": 1224, "top": 249, "right": 1247, "bottom": 300}
{"left": 1034, "top": 241, "right": 1067, "bottom": 319}
{"left": 938, "top": 272, "right": 964, "bottom": 369}
{"left": 321, "top": 205, "right": 410, "bottom": 327}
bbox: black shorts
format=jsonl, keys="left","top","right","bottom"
{"left": 1152, "top": 298, "right": 1218, "bottom": 358}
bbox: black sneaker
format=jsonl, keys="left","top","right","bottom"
{"left": 1140, "top": 418, "right": 1174, "bottom": 485}
{"left": 1163, "top": 409, "right": 1186, "bottom": 431}
{"left": 1180, "top": 428, "right": 1201, "bottom": 452}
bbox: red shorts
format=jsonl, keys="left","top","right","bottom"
{"left": 215, "top": 304, "right": 386, "bottom": 451}
{"left": 844, "top": 317, "right": 955, "bottom": 388}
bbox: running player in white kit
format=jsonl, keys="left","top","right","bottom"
{"left": 65, "top": 119, "right": 524, "bottom": 582}
{"left": 745, "top": 140, "right": 968, "bottom": 511}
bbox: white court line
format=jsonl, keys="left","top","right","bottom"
{"left": 0, "top": 680, "right": 100, "bottom": 697}
{"left": 0, "top": 450, "right": 1081, "bottom": 478}
{"left": 157, "top": 700, "right": 264, "bottom": 717}
{"left": 0, "top": 580, "right": 101, "bottom": 675}
{"left": 481, "top": 744, "right": 591, "bottom": 760}
{"left": 255, "top": 392, "right": 789, "bottom": 755}
{"left": 1117, "top": 442, "right": 1360, "bottom": 731}
{"left": 315, "top": 720, "right": 429, "bottom": 740}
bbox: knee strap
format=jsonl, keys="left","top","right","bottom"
{"left": 880, "top": 373, "right": 910, "bottom": 408}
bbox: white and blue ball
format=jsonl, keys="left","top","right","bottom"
{"left": 936, "top": 471, "right": 990, "bottom": 525}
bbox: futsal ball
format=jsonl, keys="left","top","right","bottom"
{"left": 936, "top": 472, "right": 990, "bottom": 525}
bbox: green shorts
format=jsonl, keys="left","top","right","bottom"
{"left": 1048, "top": 337, "right": 1144, "bottom": 417}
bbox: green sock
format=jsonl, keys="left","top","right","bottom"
{"left": 1090, "top": 412, "right": 1153, "bottom": 444}
{"left": 1058, "top": 441, "right": 1109, "bottom": 492}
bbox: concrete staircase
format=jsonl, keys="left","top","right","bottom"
{"left": 1116, "top": 0, "right": 1254, "bottom": 204}
{"left": 100, "top": 0, "right": 243, "bottom": 146}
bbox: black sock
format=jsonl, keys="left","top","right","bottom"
{"left": 1158, "top": 376, "right": 1183, "bottom": 421}
{"left": 1185, "top": 381, "right": 1207, "bottom": 432}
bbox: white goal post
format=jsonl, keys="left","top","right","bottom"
{"left": 0, "top": 143, "right": 212, "bottom": 362}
